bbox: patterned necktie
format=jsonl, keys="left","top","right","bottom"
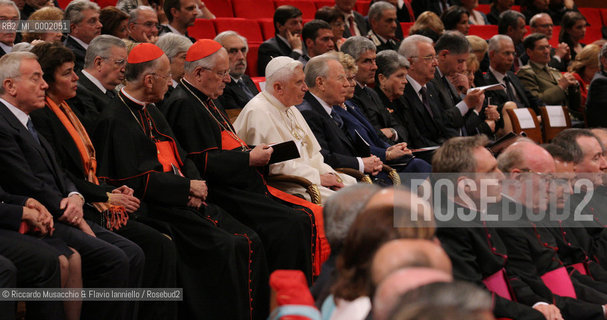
{"left": 237, "top": 79, "right": 255, "bottom": 100}
{"left": 26, "top": 117, "right": 40, "bottom": 145}
{"left": 331, "top": 109, "right": 344, "bottom": 128}
{"left": 503, "top": 75, "right": 517, "bottom": 103}
{"left": 348, "top": 16, "right": 357, "bottom": 36}
{"left": 105, "top": 89, "right": 116, "bottom": 99}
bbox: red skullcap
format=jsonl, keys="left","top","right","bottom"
{"left": 186, "top": 39, "right": 222, "bottom": 62}
{"left": 127, "top": 43, "right": 164, "bottom": 64}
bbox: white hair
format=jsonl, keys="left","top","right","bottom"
{"left": 398, "top": 35, "right": 433, "bottom": 58}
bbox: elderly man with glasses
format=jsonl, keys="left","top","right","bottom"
{"left": 127, "top": 6, "right": 160, "bottom": 44}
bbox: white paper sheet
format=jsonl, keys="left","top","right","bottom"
{"left": 545, "top": 105, "right": 567, "bottom": 127}
{"left": 513, "top": 108, "right": 536, "bottom": 129}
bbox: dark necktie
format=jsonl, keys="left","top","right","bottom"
{"left": 419, "top": 87, "right": 434, "bottom": 118}
{"left": 26, "top": 117, "right": 40, "bottom": 145}
{"left": 330, "top": 109, "right": 344, "bottom": 128}
{"left": 348, "top": 16, "right": 356, "bottom": 36}
{"left": 105, "top": 89, "right": 116, "bottom": 99}
{"left": 503, "top": 75, "right": 517, "bottom": 103}
{"left": 237, "top": 79, "right": 255, "bottom": 100}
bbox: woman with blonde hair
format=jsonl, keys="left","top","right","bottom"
{"left": 22, "top": 6, "right": 64, "bottom": 43}
{"left": 409, "top": 11, "right": 444, "bottom": 42}
{"left": 569, "top": 43, "right": 600, "bottom": 107}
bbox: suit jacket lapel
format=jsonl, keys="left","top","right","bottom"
{"left": 305, "top": 93, "right": 355, "bottom": 150}
{"left": 507, "top": 71, "right": 530, "bottom": 106}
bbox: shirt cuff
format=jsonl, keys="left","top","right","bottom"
{"left": 532, "top": 302, "right": 549, "bottom": 308}
{"left": 68, "top": 192, "right": 84, "bottom": 203}
{"left": 553, "top": 55, "right": 562, "bottom": 62}
{"left": 293, "top": 49, "right": 303, "bottom": 55}
{"left": 356, "top": 157, "right": 364, "bottom": 173}
{"left": 456, "top": 101, "right": 468, "bottom": 116}
{"left": 390, "top": 128, "right": 398, "bottom": 141}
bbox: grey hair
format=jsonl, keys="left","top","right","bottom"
{"left": 0, "top": 52, "right": 37, "bottom": 94}
{"left": 529, "top": 13, "right": 550, "bottom": 28}
{"left": 398, "top": 34, "right": 433, "bottom": 58}
{"left": 376, "top": 50, "right": 409, "bottom": 79}
{"left": 264, "top": 58, "right": 303, "bottom": 94}
{"left": 11, "top": 42, "right": 33, "bottom": 52}
{"left": 488, "top": 34, "right": 513, "bottom": 53}
{"left": 0, "top": 0, "right": 19, "bottom": 20}
{"left": 156, "top": 33, "right": 193, "bottom": 60}
{"left": 184, "top": 47, "right": 227, "bottom": 73}
{"left": 84, "top": 35, "right": 126, "bottom": 69}
{"left": 324, "top": 184, "right": 381, "bottom": 251}
{"left": 368, "top": 1, "right": 395, "bottom": 22}
{"left": 64, "top": 0, "right": 100, "bottom": 25}
{"left": 389, "top": 281, "right": 493, "bottom": 320}
{"left": 340, "top": 36, "right": 376, "bottom": 61}
{"left": 129, "top": 6, "right": 155, "bottom": 24}
{"left": 214, "top": 31, "right": 249, "bottom": 53}
{"left": 304, "top": 52, "right": 339, "bottom": 88}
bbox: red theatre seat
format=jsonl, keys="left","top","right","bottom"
{"left": 187, "top": 19, "right": 216, "bottom": 41}
{"left": 401, "top": 22, "right": 414, "bottom": 36}
{"left": 476, "top": 4, "right": 490, "bottom": 14}
{"left": 57, "top": 0, "right": 70, "bottom": 9}
{"left": 251, "top": 77, "right": 265, "bottom": 91}
{"left": 93, "top": 0, "right": 117, "bottom": 9}
{"left": 356, "top": 1, "right": 371, "bottom": 16}
{"left": 511, "top": 5, "right": 520, "bottom": 12}
{"left": 213, "top": 18, "right": 264, "bottom": 44}
{"left": 274, "top": 1, "right": 317, "bottom": 19}
{"left": 233, "top": 0, "right": 276, "bottom": 19}
{"left": 247, "top": 44, "right": 260, "bottom": 77}
{"left": 258, "top": 18, "right": 276, "bottom": 40}
{"left": 583, "top": 26, "right": 603, "bottom": 44}
{"left": 314, "top": 0, "right": 335, "bottom": 10}
{"left": 468, "top": 25, "right": 499, "bottom": 40}
{"left": 205, "top": 1, "right": 234, "bottom": 17}
{"left": 578, "top": 8, "right": 603, "bottom": 28}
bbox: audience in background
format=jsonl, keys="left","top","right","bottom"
{"left": 257, "top": 5, "right": 304, "bottom": 76}
{"left": 586, "top": 44, "right": 607, "bottom": 127}
{"left": 99, "top": 6, "right": 129, "bottom": 39}
{"left": 21, "top": 6, "right": 63, "bottom": 43}
{"left": 408, "top": 11, "right": 444, "bottom": 42}
{"left": 441, "top": 5, "right": 471, "bottom": 35}
{"left": 559, "top": 10, "right": 587, "bottom": 61}
{"left": 0, "top": 0, "right": 21, "bottom": 57}
{"left": 461, "top": 0, "right": 489, "bottom": 25}
{"left": 315, "top": 6, "right": 347, "bottom": 50}
{"left": 569, "top": 43, "right": 600, "bottom": 108}
{"left": 487, "top": 0, "right": 514, "bottom": 25}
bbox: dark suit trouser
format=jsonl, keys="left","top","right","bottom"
{"left": 53, "top": 221, "right": 142, "bottom": 320}
{"left": 0, "top": 255, "right": 15, "bottom": 320}
{"left": 0, "top": 230, "right": 63, "bottom": 320}
{"left": 114, "top": 218, "right": 178, "bottom": 320}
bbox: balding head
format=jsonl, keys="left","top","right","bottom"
{"left": 371, "top": 239, "right": 452, "bottom": 286}
{"left": 365, "top": 188, "right": 434, "bottom": 225}
{"left": 373, "top": 268, "right": 452, "bottom": 320}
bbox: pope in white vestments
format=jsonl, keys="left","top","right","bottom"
{"left": 234, "top": 57, "right": 356, "bottom": 203}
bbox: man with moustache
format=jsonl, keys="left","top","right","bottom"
{"left": 234, "top": 56, "right": 356, "bottom": 204}
{"left": 92, "top": 42, "right": 270, "bottom": 319}
{"left": 215, "top": 31, "right": 259, "bottom": 109}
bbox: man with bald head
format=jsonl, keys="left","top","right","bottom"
{"left": 497, "top": 139, "right": 607, "bottom": 320}
{"left": 525, "top": 13, "right": 570, "bottom": 71}
{"left": 373, "top": 267, "right": 452, "bottom": 320}
{"left": 161, "top": 39, "right": 327, "bottom": 287}
{"left": 92, "top": 43, "right": 269, "bottom": 319}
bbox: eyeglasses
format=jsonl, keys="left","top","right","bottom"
{"left": 411, "top": 54, "right": 439, "bottom": 62}
{"left": 519, "top": 168, "right": 555, "bottom": 182}
{"left": 202, "top": 67, "right": 229, "bottom": 78}
{"left": 537, "top": 23, "right": 554, "bottom": 28}
{"left": 133, "top": 21, "right": 161, "bottom": 30}
{"left": 227, "top": 47, "right": 247, "bottom": 55}
{"left": 102, "top": 57, "right": 127, "bottom": 67}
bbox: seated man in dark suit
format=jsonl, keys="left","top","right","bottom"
{"left": 0, "top": 186, "right": 63, "bottom": 320}
{"left": 67, "top": 35, "right": 126, "bottom": 131}
{"left": 367, "top": 1, "right": 400, "bottom": 53}
{"left": 159, "top": 0, "right": 197, "bottom": 42}
{"left": 334, "top": 0, "right": 367, "bottom": 37}
{"left": 497, "top": 10, "right": 527, "bottom": 73}
{"left": 215, "top": 31, "right": 259, "bottom": 109}
{"left": 63, "top": 0, "right": 102, "bottom": 73}
{"left": 0, "top": 51, "right": 142, "bottom": 320}
{"left": 0, "top": 0, "right": 18, "bottom": 58}
{"left": 258, "top": 5, "right": 304, "bottom": 76}
{"left": 432, "top": 31, "right": 490, "bottom": 136}
{"left": 586, "top": 45, "right": 607, "bottom": 128}
{"left": 299, "top": 20, "right": 335, "bottom": 66}
{"left": 296, "top": 53, "right": 384, "bottom": 177}
{"left": 480, "top": 34, "right": 545, "bottom": 133}
{"left": 398, "top": 35, "right": 474, "bottom": 147}
{"left": 341, "top": 36, "right": 407, "bottom": 144}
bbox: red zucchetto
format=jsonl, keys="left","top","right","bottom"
{"left": 186, "top": 39, "right": 222, "bottom": 62}
{"left": 127, "top": 43, "right": 165, "bottom": 64}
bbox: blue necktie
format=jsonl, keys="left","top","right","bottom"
{"left": 26, "top": 118, "right": 40, "bottom": 145}
{"left": 330, "top": 109, "right": 344, "bottom": 128}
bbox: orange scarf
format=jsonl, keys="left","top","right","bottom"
{"left": 45, "top": 97, "right": 128, "bottom": 230}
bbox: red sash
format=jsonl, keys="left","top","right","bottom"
{"left": 156, "top": 140, "right": 183, "bottom": 175}
{"left": 482, "top": 268, "right": 512, "bottom": 300}
{"left": 570, "top": 262, "right": 588, "bottom": 276}
{"left": 220, "top": 130, "right": 330, "bottom": 276}
{"left": 540, "top": 266, "right": 577, "bottom": 298}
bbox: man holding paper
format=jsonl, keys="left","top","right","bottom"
{"left": 161, "top": 39, "right": 328, "bottom": 282}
